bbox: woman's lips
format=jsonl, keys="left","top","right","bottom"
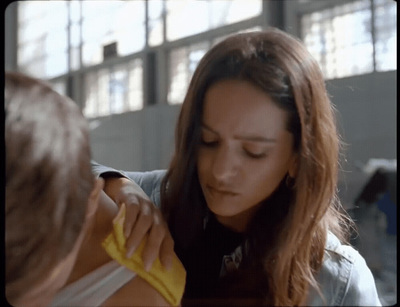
{"left": 206, "top": 185, "right": 238, "bottom": 197}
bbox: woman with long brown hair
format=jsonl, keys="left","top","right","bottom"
{"left": 94, "top": 27, "right": 381, "bottom": 306}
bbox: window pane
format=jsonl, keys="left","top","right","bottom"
{"left": 217, "top": 0, "right": 262, "bottom": 25}
{"left": 148, "top": 19, "right": 164, "bottom": 46}
{"left": 81, "top": 1, "right": 145, "bottom": 66}
{"left": 166, "top": 1, "right": 209, "bottom": 41}
{"left": 83, "top": 72, "right": 100, "bottom": 118}
{"left": 70, "top": 0, "right": 82, "bottom": 23}
{"left": 83, "top": 59, "right": 143, "bottom": 118}
{"left": 70, "top": 46, "right": 80, "bottom": 71}
{"left": 148, "top": 0, "right": 165, "bottom": 46}
{"left": 46, "top": 29, "right": 68, "bottom": 54}
{"left": 46, "top": 52, "right": 69, "bottom": 78}
{"left": 128, "top": 59, "right": 144, "bottom": 111}
{"left": 18, "top": 40, "right": 45, "bottom": 67}
{"left": 114, "top": 1, "right": 146, "bottom": 54}
{"left": 18, "top": 1, "right": 46, "bottom": 23}
{"left": 19, "top": 60, "right": 46, "bottom": 79}
{"left": 168, "top": 41, "right": 209, "bottom": 104}
{"left": 98, "top": 69, "right": 111, "bottom": 117}
{"left": 109, "top": 67, "right": 128, "bottom": 114}
{"left": 167, "top": 26, "right": 262, "bottom": 105}
{"left": 81, "top": 0, "right": 124, "bottom": 19}
{"left": 374, "top": 0, "right": 396, "bottom": 71}
{"left": 17, "top": 1, "right": 69, "bottom": 79}
{"left": 18, "top": 18, "right": 46, "bottom": 42}
{"left": 301, "top": 0, "right": 373, "bottom": 79}
{"left": 43, "top": 1, "right": 68, "bottom": 28}
{"left": 167, "top": 0, "right": 262, "bottom": 41}
{"left": 82, "top": 42, "right": 102, "bottom": 66}
{"left": 70, "top": 23, "right": 81, "bottom": 47}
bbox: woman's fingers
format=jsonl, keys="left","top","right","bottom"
{"left": 125, "top": 199, "right": 153, "bottom": 258}
{"left": 123, "top": 200, "right": 175, "bottom": 271}
{"left": 141, "top": 215, "right": 166, "bottom": 271}
{"left": 121, "top": 194, "right": 141, "bottom": 238}
{"left": 159, "top": 232, "right": 175, "bottom": 270}
{"left": 109, "top": 179, "right": 175, "bottom": 271}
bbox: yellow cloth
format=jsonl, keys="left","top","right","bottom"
{"left": 102, "top": 203, "right": 186, "bottom": 306}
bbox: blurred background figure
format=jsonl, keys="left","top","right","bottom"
{"left": 350, "top": 159, "right": 396, "bottom": 306}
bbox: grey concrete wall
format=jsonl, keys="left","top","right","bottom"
{"left": 326, "top": 71, "right": 396, "bottom": 207}
{"left": 327, "top": 71, "right": 396, "bottom": 165}
{"left": 89, "top": 104, "right": 180, "bottom": 171}
{"left": 89, "top": 70, "right": 396, "bottom": 206}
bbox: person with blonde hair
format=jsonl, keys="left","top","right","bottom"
{"left": 93, "top": 27, "right": 381, "bottom": 306}
{"left": 5, "top": 71, "right": 185, "bottom": 307}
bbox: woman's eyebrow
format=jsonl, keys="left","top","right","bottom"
{"left": 201, "top": 123, "right": 276, "bottom": 143}
{"left": 235, "top": 135, "right": 277, "bottom": 143}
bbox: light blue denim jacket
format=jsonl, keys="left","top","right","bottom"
{"left": 92, "top": 162, "right": 382, "bottom": 306}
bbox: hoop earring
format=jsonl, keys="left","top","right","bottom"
{"left": 285, "top": 174, "right": 295, "bottom": 189}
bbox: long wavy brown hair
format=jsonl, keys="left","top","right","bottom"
{"left": 5, "top": 72, "right": 94, "bottom": 303}
{"left": 161, "top": 28, "right": 352, "bottom": 305}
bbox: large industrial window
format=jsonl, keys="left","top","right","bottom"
{"left": 81, "top": 1, "right": 145, "bottom": 67}
{"left": 17, "top": 1, "right": 69, "bottom": 80}
{"left": 166, "top": 0, "right": 262, "bottom": 41}
{"left": 16, "top": 0, "right": 262, "bottom": 118}
{"left": 374, "top": 0, "right": 397, "bottom": 72}
{"left": 301, "top": 0, "right": 396, "bottom": 79}
{"left": 168, "top": 41, "right": 210, "bottom": 105}
{"left": 16, "top": 0, "right": 393, "bottom": 118}
{"left": 83, "top": 58, "right": 143, "bottom": 118}
{"left": 167, "top": 26, "right": 262, "bottom": 105}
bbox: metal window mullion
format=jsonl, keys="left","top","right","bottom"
{"left": 79, "top": 0, "right": 83, "bottom": 72}
{"left": 162, "top": 0, "right": 167, "bottom": 43}
{"left": 67, "top": 1, "right": 71, "bottom": 74}
{"left": 370, "top": 0, "right": 377, "bottom": 71}
{"left": 159, "top": 0, "right": 168, "bottom": 105}
{"left": 145, "top": 0, "right": 149, "bottom": 48}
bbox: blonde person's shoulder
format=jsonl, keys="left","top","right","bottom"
{"left": 101, "top": 275, "right": 171, "bottom": 306}
{"left": 102, "top": 204, "right": 186, "bottom": 306}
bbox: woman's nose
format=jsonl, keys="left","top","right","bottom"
{"left": 211, "top": 146, "right": 238, "bottom": 182}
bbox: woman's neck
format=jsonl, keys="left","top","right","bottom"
{"left": 214, "top": 203, "right": 262, "bottom": 233}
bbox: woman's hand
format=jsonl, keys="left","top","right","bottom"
{"left": 103, "top": 176, "right": 174, "bottom": 271}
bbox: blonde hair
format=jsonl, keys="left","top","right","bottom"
{"left": 5, "top": 72, "right": 94, "bottom": 302}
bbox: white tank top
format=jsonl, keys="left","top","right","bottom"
{"left": 50, "top": 260, "right": 136, "bottom": 307}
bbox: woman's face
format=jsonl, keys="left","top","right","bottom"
{"left": 197, "top": 79, "right": 297, "bottom": 232}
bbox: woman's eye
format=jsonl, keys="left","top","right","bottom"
{"left": 245, "top": 150, "right": 267, "bottom": 159}
{"left": 200, "top": 138, "right": 218, "bottom": 147}
{"left": 243, "top": 143, "right": 269, "bottom": 159}
{"left": 243, "top": 145, "right": 268, "bottom": 159}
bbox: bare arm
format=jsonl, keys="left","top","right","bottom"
{"left": 101, "top": 276, "right": 172, "bottom": 307}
